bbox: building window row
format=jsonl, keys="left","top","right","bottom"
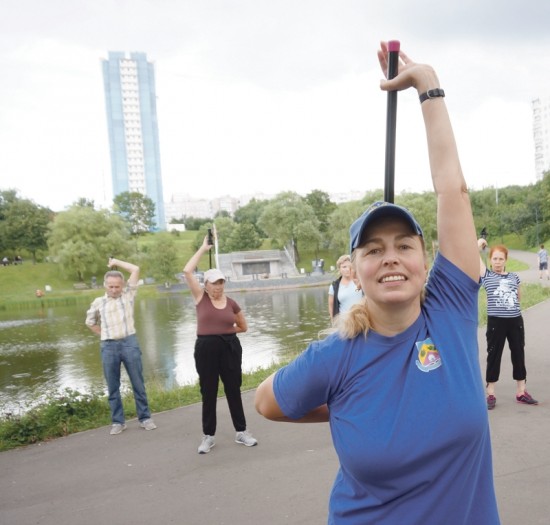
{"left": 127, "top": 148, "right": 143, "bottom": 156}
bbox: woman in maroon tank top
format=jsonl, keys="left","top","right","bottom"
{"left": 183, "top": 235, "right": 258, "bottom": 454}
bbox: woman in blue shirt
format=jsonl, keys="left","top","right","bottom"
{"left": 255, "top": 42, "right": 500, "bottom": 524}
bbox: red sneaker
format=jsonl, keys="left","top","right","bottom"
{"left": 516, "top": 391, "right": 538, "bottom": 405}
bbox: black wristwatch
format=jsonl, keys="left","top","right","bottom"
{"left": 419, "top": 88, "right": 445, "bottom": 104}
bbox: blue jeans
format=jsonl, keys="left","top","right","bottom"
{"left": 100, "top": 334, "right": 151, "bottom": 424}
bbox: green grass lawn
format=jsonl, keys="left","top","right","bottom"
{"left": 0, "top": 261, "right": 79, "bottom": 303}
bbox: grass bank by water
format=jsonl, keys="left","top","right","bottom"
{"left": 0, "top": 363, "right": 281, "bottom": 452}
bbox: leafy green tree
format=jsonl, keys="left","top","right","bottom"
{"left": 541, "top": 173, "right": 550, "bottom": 218}
{"left": 73, "top": 198, "right": 95, "bottom": 209}
{"left": 470, "top": 187, "right": 501, "bottom": 241}
{"left": 48, "top": 206, "right": 132, "bottom": 281}
{"left": 0, "top": 190, "right": 21, "bottom": 253}
{"left": 192, "top": 217, "right": 236, "bottom": 253}
{"left": 145, "top": 233, "right": 179, "bottom": 284}
{"left": 523, "top": 193, "right": 548, "bottom": 246}
{"left": 304, "top": 190, "right": 337, "bottom": 234}
{"left": 183, "top": 216, "right": 210, "bottom": 230}
{"left": 0, "top": 190, "right": 52, "bottom": 262}
{"left": 113, "top": 191, "right": 156, "bottom": 234}
{"left": 233, "top": 198, "right": 268, "bottom": 237}
{"left": 326, "top": 200, "right": 366, "bottom": 255}
{"left": 258, "top": 192, "right": 321, "bottom": 262}
{"left": 226, "top": 222, "right": 262, "bottom": 252}
{"left": 3, "top": 200, "right": 52, "bottom": 262}
{"left": 0, "top": 189, "right": 18, "bottom": 212}
{"left": 492, "top": 185, "right": 534, "bottom": 240}
{"left": 397, "top": 192, "right": 437, "bottom": 246}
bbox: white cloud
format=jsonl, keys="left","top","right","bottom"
{"left": 0, "top": 0, "right": 549, "bottom": 210}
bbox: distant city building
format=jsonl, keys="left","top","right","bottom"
{"left": 165, "top": 194, "right": 241, "bottom": 223}
{"left": 165, "top": 194, "right": 213, "bottom": 222}
{"left": 329, "top": 190, "right": 366, "bottom": 204}
{"left": 101, "top": 51, "right": 166, "bottom": 229}
{"left": 211, "top": 195, "right": 240, "bottom": 216}
{"left": 533, "top": 95, "right": 550, "bottom": 180}
{"left": 164, "top": 190, "right": 365, "bottom": 224}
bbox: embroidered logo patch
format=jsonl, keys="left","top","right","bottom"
{"left": 415, "top": 337, "right": 442, "bottom": 373}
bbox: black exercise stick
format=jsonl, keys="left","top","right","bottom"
{"left": 384, "top": 40, "right": 400, "bottom": 204}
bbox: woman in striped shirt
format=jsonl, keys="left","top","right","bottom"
{"left": 478, "top": 239, "right": 538, "bottom": 410}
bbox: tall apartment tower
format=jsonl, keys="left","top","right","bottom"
{"left": 533, "top": 95, "right": 550, "bottom": 180}
{"left": 102, "top": 51, "right": 166, "bottom": 229}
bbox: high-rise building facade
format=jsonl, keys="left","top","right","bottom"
{"left": 533, "top": 95, "right": 550, "bottom": 180}
{"left": 102, "top": 51, "right": 166, "bottom": 229}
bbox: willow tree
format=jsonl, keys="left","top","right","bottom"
{"left": 258, "top": 191, "right": 321, "bottom": 263}
{"left": 48, "top": 205, "right": 132, "bottom": 282}
{"left": 113, "top": 191, "right": 156, "bottom": 235}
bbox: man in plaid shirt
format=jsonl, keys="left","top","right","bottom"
{"left": 86, "top": 258, "right": 157, "bottom": 435}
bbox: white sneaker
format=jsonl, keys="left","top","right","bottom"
{"left": 139, "top": 418, "right": 157, "bottom": 431}
{"left": 110, "top": 423, "right": 127, "bottom": 435}
{"left": 235, "top": 430, "right": 258, "bottom": 447}
{"left": 198, "top": 435, "right": 215, "bottom": 454}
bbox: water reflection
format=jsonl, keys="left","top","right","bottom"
{"left": 0, "top": 287, "right": 330, "bottom": 414}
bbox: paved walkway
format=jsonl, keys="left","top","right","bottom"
{"left": 1, "top": 252, "right": 549, "bottom": 524}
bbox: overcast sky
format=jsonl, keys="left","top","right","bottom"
{"left": 1, "top": 0, "right": 549, "bottom": 211}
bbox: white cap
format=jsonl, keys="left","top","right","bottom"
{"left": 203, "top": 268, "right": 225, "bottom": 283}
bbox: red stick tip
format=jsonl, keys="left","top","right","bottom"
{"left": 388, "top": 40, "right": 400, "bottom": 52}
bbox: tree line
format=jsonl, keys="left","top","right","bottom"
{"left": 2, "top": 174, "right": 549, "bottom": 283}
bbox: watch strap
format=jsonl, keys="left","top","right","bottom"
{"left": 419, "top": 88, "right": 445, "bottom": 104}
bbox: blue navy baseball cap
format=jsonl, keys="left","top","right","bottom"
{"left": 349, "top": 201, "right": 424, "bottom": 252}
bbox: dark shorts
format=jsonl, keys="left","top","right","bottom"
{"left": 540, "top": 262, "right": 548, "bottom": 270}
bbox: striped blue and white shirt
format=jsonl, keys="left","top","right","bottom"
{"left": 481, "top": 269, "right": 521, "bottom": 318}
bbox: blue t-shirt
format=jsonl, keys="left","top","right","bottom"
{"left": 274, "top": 254, "right": 500, "bottom": 524}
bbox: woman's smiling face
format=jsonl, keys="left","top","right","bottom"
{"left": 354, "top": 216, "right": 428, "bottom": 307}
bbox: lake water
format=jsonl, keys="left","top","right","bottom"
{"left": 0, "top": 287, "right": 330, "bottom": 415}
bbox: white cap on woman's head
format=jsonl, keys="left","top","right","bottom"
{"left": 203, "top": 268, "right": 225, "bottom": 283}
